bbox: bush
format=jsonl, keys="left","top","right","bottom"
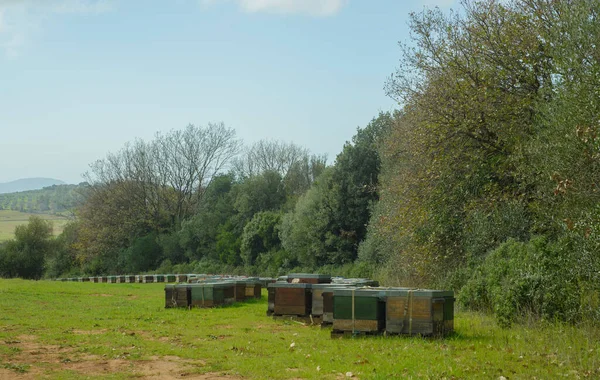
{"left": 459, "top": 237, "right": 581, "bottom": 327}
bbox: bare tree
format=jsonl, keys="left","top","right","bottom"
{"left": 232, "top": 140, "right": 312, "bottom": 178}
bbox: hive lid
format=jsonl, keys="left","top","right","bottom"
{"left": 382, "top": 288, "right": 454, "bottom": 298}
{"left": 311, "top": 283, "right": 353, "bottom": 290}
{"left": 333, "top": 288, "right": 386, "bottom": 298}
{"left": 268, "top": 282, "right": 312, "bottom": 289}
{"left": 287, "top": 273, "right": 331, "bottom": 280}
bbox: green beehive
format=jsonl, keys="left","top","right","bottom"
{"left": 165, "top": 274, "right": 177, "bottom": 283}
{"left": 108, "top": 276, "right": 117, "bottom": 283}
{"left": 332, "top": 288, "right": 386, "bottom": 333}
{"left": 190, "top": 282, "right": 235, "bottom": 308}
{"left": 311, "top": 284, "right": 350, "bottom": 317}
{"left": 384, "top": 288, "right": 454, "bottom": 336}
{"left": 155, "top": 274, "right": 165, "bottom": 283}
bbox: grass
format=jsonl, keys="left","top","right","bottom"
{"left": 0, "top": 210, "right": 70, "bottom": 241}
{"left": 0, "top": 279, "right": 598, "bottom": 379}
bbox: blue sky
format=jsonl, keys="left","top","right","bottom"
{"left": 0, "top": 0, "right": 457, "bottom": 184}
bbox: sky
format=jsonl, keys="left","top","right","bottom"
{"left": 0, "top": 0, "right": 457, "bottom": 184}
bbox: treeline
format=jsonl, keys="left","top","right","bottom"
{"left": 0, "top": 184, "right": 81, "bottom": 214}
{"left": 1, "top": 0, "right": 599, "bottom": 327}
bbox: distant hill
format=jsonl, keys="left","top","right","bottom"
{"left": 0, "top": 183, "right": 82, "bottom": 214}
{"left": 0, "top": 178, "right": 66, "bottom": 194}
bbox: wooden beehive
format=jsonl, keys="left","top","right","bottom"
{"left": 117, "top": 276, "right": 126, "bottom": 283}
{"left": 190, "top": 282, "right": 235, "bottom": 308}
{"left": 143, "top": 275, "right": 154, "bottom": 283}
{"left": 232, "top": 280, "right": 248, "bottom": 302}
{"left": 135, "top": 275, "right": 142, "bottom": 283}
{"left": 267, "top": 285, "right": 276, "bottom": 315}
{"left": 176, "top": 274, "right": 188, "bottom": 282}
{"left": 92, "top": 277, "right": 99, "bottom": 283}
{"left": 165, "top": 284, "right": 191, "bottom": 308}
{"left": 245, "top": 281, "right": 262, "bottom": 299}
{"left": 155, "top": 274, "right": 165, "bottom": 283}
{"left": 287, "top": 273, "right": 331, "bottom": 284}
{"left": 311, "top": 284, "right": 349, "bottom": 317}
{"left": 332, "top": 288, "right": 386, "bottom": 333}
{"left": 108, "top": 276, "right": 117, "bottom": 283}
{"left": 100, "top": 276, "right": 108, "bottom": 283}
{"left": 322, "top": 291, "right": 335, "bottom": 324}
{"left": 270, "top": 283, "right": 312, "bottom": 316}
{"left": 384, "top": 289, "right": 454, "bottom": 336}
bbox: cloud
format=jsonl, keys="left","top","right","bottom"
{"left": 203, "top": 0, "right": 347, "bottom": 16}
{"left": 0, "top": 0, "right": 113, "bottom": 57}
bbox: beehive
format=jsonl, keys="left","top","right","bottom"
{"left": 332, "top": 288, "right": 386, "bottom": 333}
{"left": 135, "top": 275, "right": 142, "bottom": 283}
{"left": 270, "top": 282, "right": 312, "bottom": 316}
{"left": 232, "top": 280, "right": 248, "bottom": 302}
{"left": 100, "top": 276, "right": 108, "bottom": 283}
{"left": 117, "top": 276, "right": 126, "bottom": 283}
{"left": 384, "top": 289, "right": 454, "bottom": 336}
{"left": 189, "top": 282, "right": 235, "bottom": 308}
{"left": 143, "top": 275, "right": 154, "bottom": 283}
{"left": 165, "top": 274, "right": 177, "bottom": 283}
{"left": 287, "top": 273, "right": 331, "bottom": 284}
{"left": 81, "top": 277, "right": 90, "bottom": 282}
{"left": 267, "top": 285, "right": 276, "bottom": 315}
{"left": 245, "top": 280, "right": 262, "bottom": 299}
{"left": 92, "top": 277, "right": 99, "bottom": 283}
{"left": 108, "top": 276, "right": 117, "bottom": 283}
{"left": 125, "top": 275, "right": 136, "bottom": 283}
{"left": 176, "top": 274, "right": 188, "bottom": 282}
{"left": 311, "top": 284, "right": 349, "bottom": 317}
{"left": 155, "top": 274, "right": 165, "bottom": 283}
{"left": 165, "top": 284, "right": 191, "bottom": 308}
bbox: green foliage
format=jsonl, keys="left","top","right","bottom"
{"left": 119, "top": 233, "right": 163, "bottom": 274}
{"left": 0, "top": 216, "right": 54, "bottom": 279}
{"left": 0, "top": 184, "right": 80, "bottom": 214}
{"left": 240, "top": 211, "right": 282, "bottom": 267}
{"left": 460, "top": 237, "right": 581, "bottom": 328}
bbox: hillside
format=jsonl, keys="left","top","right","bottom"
{"left": 0, "top": 178, "right": 66, "bottom": 194}
{"left": 0, "top": 184, "right": 82, "bottom": 214}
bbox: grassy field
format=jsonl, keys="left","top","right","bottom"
{"left": 0, "top": 210, "right": 70, "bottom": 242}
{"left": 0, "top": 279, "right": 598, "bottom": 379}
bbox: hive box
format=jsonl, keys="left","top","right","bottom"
{"left": 332, "top": 288, "right": 386, "bottom": 333}
{"left": 165, "top": 274, "right": 177, "bottom": 283}
{"left": 311, "top": 284, "right": 350, "bottom": 317}
{"left": 287, "top": 273, "right": 331, "bottom": 284}
{"left": 269, "top": 282, "right": 312, "bottom": 316}
{"left": 384, "top": 289, "right": 454, "bottom": 336}
{"left": 244, "top": 279, "right": 262, "bottom": 299}
{"left": 164, "top": 284, "right": 191, "bottom": 308}
{"left": 190, "top": 282, "right": 235, "bottom": 308}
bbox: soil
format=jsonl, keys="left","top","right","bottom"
{"left": 1, "top": 334, "right": 239, "bottom": 379}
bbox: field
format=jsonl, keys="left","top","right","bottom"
{"left": 0, "top": 280, "right": 598, "bottom": 379}
{"left": 0, "top": 210, "right": 70, "bottom": 241}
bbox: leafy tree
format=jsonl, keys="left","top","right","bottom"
{"left": 0, "top": 216, "right": 54, "bottom": 279}
{"left": 240, "top": 211, "right": 283, "bottom": 266}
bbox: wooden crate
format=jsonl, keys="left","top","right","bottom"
{"left": 270, "top": 283, "right": 312, "bottom": 316}
{"left": 287, "top": 273, "right": 331, "bottom": 284}
{"left": 332, "top": 288, "right": 386, "bottom": 333}
{"left": 384, "top": 289, "right": 454, "bottom": 336}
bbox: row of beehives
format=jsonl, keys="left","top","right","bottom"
{"left": 267, "top": 274, "right": 455, "bottom": 337}
{"left": 164, "top": 278, "right": 265, "bottom": 308}
{"left": 55, "top": 274, "right": 275, "bottom": 287}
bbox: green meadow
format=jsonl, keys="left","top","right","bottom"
{"left": 0, "top": 279, "right": 598, "bottom": 379}
{"left": 0, "top": 210, "right": 69, "bottom": 242}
